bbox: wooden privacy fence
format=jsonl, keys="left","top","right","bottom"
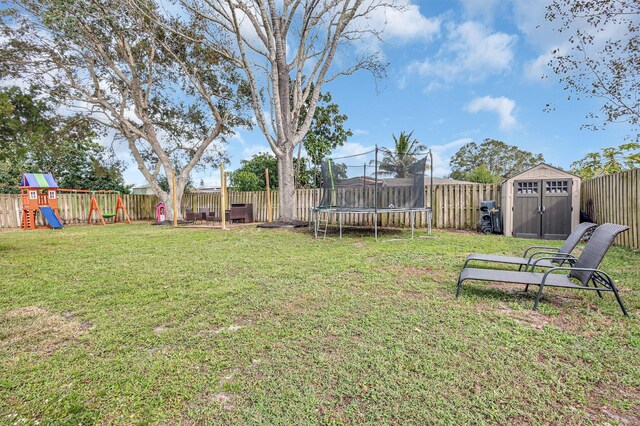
{"left": 3, "top": 174, "right": 638, "bottom": 248}
{"left": 581, "top": 168, "right": 640, "bottom": 249}
{"left": 0, "top": 193, "right": 159, "bottom": 229}
{"left": 1, "top": 184, "right": 500, "bottom": 231}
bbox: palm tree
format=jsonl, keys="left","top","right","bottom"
{"left": 376, "top": 131, "right": 428, "bottom": 177}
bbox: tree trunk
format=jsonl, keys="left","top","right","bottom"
{"left": 148, "top": 173, "right": 186, "bottom": 221}
{"left": 277, "top": 149, "right": 297, "bottom": 221}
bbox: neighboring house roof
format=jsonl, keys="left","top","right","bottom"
{"left": 384, "top": 177, "right": 476, "bottom": 186}
{"left": 335, "top": 177, "right": 381, "bottom": 188}
{"left": 131, "top": 184, "right": 155, "bottom": 194}
{"left": 335, "top": 176, "right": 476, "bottom": 187}
{"left": 20, "top": 173, "right": 59, "bottom": 189}
{"left": 192, "top": 186, "right": 221, "bottom": 192}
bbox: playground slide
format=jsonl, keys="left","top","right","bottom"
{"left": 39, "top": 206, "right": 63, "bottom": 229}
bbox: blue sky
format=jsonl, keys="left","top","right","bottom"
{"left": 121, "top": 0, "right": 634, "bottom": 186}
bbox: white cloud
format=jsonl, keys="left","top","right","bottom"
{"left": 345, "top": 0, "right": 441, "bottom": 61}
{"left": 242, "top": 144, "right": 271, "bottom": 158}
{"left": 459, "top": 0, "right": 502, "bottom": 22}
{"left": 431, "top": 138, "right": 471, "bottom": 153}
{"left": 408, "top": 21, "right": 516, "bottom": 84}
{"left": 523, "top": 49, "right": 556, "bottom": 81}
{"left": 466, "top": 96, "right": 517, "bottom": 130}
{"left": 229, "top": 132, "right": 246, "bottom": 146}
{"left": 381, "top": 2, "right": 441, "bottom": 43}
{"left": 353, "top": 129, "right": 370, "bottom": 136}
{"left": 512, "top": 0, "right": 557, "bottom": 47}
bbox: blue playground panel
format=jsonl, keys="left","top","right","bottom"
{"left": 39, "top": 206, "right": 63, "bottom": 229}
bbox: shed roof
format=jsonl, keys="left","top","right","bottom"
{"left": 20, "top": 173, "right": 59, "bottom": 189}
{"left": 502, "top": 163, "right": 580, "bottom": 183}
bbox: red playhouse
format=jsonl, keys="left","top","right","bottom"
{"left": 156, "top": 202, "right": 166, "bottom": 223}
{"left": 20, "top": 173, "right": 63, "bottom": 230}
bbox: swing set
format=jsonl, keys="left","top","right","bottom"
{"left": 58, "top": 189, "right": 131, "bottom": 225}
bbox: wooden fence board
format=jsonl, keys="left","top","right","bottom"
{"left": 581, "top": 168, "right": 640, "bottom": 248}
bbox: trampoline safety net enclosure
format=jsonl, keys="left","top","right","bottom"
{"left": 312, "top": 147, "right": 433, "bottom": 240}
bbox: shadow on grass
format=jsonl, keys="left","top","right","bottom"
{"left": 306, "top": 226, "right": 407, "bottom": 239}
{"left": 456, "top": 283, "right": 578, "bottom": 306}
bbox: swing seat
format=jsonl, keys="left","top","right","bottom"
{"left": 102, "top": 213, "right": 116, "bottom": 218}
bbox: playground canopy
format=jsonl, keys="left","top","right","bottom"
{"left": 20, "top": 173, "right": 59, "bottom": 189}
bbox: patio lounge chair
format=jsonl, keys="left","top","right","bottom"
{"left": 456, "top": 223, "right": 630, "bottom": 315}
{"left": 463, "top": 222, "right": 597, "bottom": 271}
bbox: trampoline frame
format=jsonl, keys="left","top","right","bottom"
{"left": 311, "top": 147, "right": 434, "bottom": 240}
{"left": 311, "top": 207, "right": 432, "bottom": 240}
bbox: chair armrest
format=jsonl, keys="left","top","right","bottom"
{"left": 528, "top": 254, "right": 577, "bottom": 272}
{"left": 523, "top": 246, "right": 559, "bottom": 257}
{"left": 527, "top": 251, "right": 573, "bottom": 261}
{"left": 541, "top": 267, "right": 613, "bottom": 285}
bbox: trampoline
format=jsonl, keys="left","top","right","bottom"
{"left": 311, "top": 146, "right": 433, "bottom": 240}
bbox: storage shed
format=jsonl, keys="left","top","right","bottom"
{"left": 501, "top": 164, "right": 580, "bottom": 239}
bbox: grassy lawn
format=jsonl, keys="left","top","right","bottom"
{"left": 1, "top": 224, "right": 638, "bottom": 424}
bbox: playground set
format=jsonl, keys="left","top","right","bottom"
{"left": 20, "top": 173, "right": 131, "bottom": 230}
{"left": 20, "top": 173, "right": 63, "bottom": 230}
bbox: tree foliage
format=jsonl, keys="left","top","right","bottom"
{"left": 229, "top": 169, "right": 262, "bottom": 192}
{"left": 229, "top": 153, "right": 277, "bottom": 192}
{"left": 300, "top": 90, "right": 353, "bottom": 167}
{"left": 295, "top": 88, "right": 352, "bottom": 187}
{"left": 0, "top": 87, "right": 128, "bottom": 194}
{"left": 378, "top": 131, "right": 427, "bottom": 178}
{"left": 449, "top": 139, "right": 545, "bottom": 181}
{"left": 570, "top": 143, "right": 640, "bottom": 179}
{"left": 465, "top": 164, "right": 501, "bottom": 184}
{"left": 546, "top": 0, "right": 640, "bottom": 137}
{"left": 0, "top": 0, "right": 250, "bottom": 218}
{"left": 229, "top": 152, "right": 315, "bottom": 191}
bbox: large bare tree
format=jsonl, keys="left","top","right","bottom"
{"left": 184, "top": 0, "right": 391, "bottom": 220}
{"left": 0, "top": 0, "right": 250, "bottom": 219}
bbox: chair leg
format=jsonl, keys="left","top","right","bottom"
{"left": 611, "top": 287, "right": 629, "bottom": 316}
{"left": 590, "top": 278, "right": 604, "bottom": 299}
{"left": 533, "top": 284, "right": 545, "bottom": 310}
{"left": 456, "top": 276, "right": 463, "bottom": 298}
{"left": 523, "top": 284, "right": 529, "bottom": 293}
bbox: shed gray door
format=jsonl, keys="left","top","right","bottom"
{"left": 513, "top": 181, "right": 541, "bottom": 238}
{"left": 541, "top": 179, "right": 572, "bottom": 240}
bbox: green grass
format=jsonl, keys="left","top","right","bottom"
{"left": 0, "top": 224, "right": 638, "bottom": 424}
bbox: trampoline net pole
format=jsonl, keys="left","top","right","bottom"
{"left": 374, "top": 145, "right": 378, "bottom": 214}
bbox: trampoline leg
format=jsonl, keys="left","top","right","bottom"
{"left": 314, "top": 210, "right": 318, "bottom": 239}
{"left": 374, "top": 212, "right": 378, "bottom": 241}
{"left": 323, "top": 211, "right": 328, "bottom": 240}
{"left": 339, "top": 212, "right": 342, "bottom": 239}
{"left": 411, "top": 210, "right": 415, "bottom": 239}
{"left": 428, "top": 210, "right": 432, "bottom": 235}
